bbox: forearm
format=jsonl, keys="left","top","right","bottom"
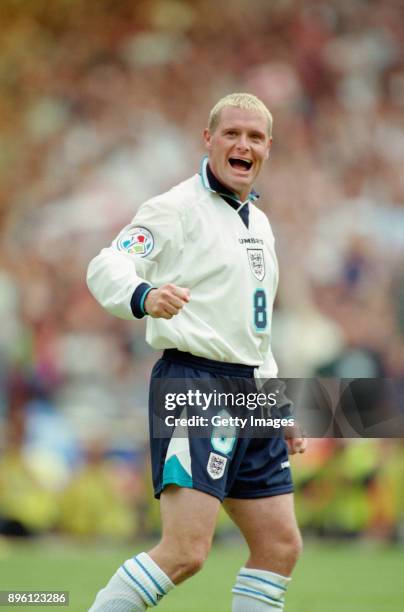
{"left": 87, "top": 247, "right": 152, "bottom": 320}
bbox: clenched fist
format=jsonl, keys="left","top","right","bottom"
{"left": 283, "top": 422, "right": 307, "bottom": 455}
{"left": 144, "top": 284, "right": 191, "bottom": 319}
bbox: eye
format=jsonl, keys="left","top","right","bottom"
{"left": 225, "top": 130, "right": 237, "bottom": 137}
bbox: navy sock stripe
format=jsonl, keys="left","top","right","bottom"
{"left": 121, "top": 564, "right": 156, "bottom": 606}
{"left": 133, "top": 557, "right": 166, "bottom": 596}
{"left": 239, "top": 572, "right": 287, "bottom": 591}
{"left": 232, "top": 586, "right": 283, "bottom": 606}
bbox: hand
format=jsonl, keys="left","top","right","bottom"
{"left": 283, "top": 421, "right": 307, "bottom": 455}
{"left": 144, "top": 284, "right": 190, "bottom": 319}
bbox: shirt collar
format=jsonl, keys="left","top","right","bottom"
{"left": 199, "top": 155, "right": 260, "bottom": 205}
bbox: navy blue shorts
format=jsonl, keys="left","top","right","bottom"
{"left": 149, "top": 349, "right": 294, "bottom": 502}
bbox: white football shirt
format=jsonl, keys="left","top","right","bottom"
{"left": 87, "top": 159, "right": 279, "bottom": 378}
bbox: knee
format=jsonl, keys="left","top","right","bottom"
{"left": 251, "top": 526, "right": 303, "bottom": 572}
{"left": 276, "top": 526, "right": 303, "bottom": 567}
{"left": 163, "top": 539, "right": 211, "bottom": 582}
{"left": 179, "top": 546, "right": 209, "bottom": 578}
{"left": 286, "top": 528, "right": 303, "bottom": 564}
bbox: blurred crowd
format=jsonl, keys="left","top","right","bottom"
{"left": 1, "top": 0, "right": 404, "bottom": 541}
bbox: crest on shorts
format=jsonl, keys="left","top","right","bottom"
{"left": 116, "top": 226, "right": 154, "bottom": 258}
{"left": 207, "top": 452, "right": 227, "bottom": 480}
{"left": 247, "top": 248, "right": 265, "bottom": 281}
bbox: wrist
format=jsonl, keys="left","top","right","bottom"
{"left": 130, "top": 283, "right": 155, "bottom": 319}
{"left": 142, "top": 287, "right": 157, "bottom": 315}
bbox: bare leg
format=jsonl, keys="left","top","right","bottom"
{"left": 148, "top": 485, "right": 221, "bottom": 584}
{"left": 224, "top": 493, "right": 302, "bottom": 575}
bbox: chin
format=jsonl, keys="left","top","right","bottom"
{"left": 234, "top": 178, "right": 252, "bottom": 190}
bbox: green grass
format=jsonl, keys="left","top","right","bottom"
{"left": 0, "top": 537, "right": 403, "bottom": 611}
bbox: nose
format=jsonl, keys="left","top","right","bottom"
{"left": 235, "top": 134, "right": 250, "bottom": 152}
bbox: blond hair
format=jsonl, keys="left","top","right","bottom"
{"left": 208, "top": 93, "right": 273, "bottom": 137}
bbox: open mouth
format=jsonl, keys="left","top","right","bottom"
{"left": 228, "top": 158, "right": 253, "bottom": 172}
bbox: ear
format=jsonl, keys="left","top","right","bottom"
{"left": 265, "top": 137, "right": 273, "bottom": 160}
{"left": 203, "top": 128, "right": 212, "bottom": 151}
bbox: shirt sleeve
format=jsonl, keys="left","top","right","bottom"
{"left": 87, "top": 196, "right": 184, "bottom": 320}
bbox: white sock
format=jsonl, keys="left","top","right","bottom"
{"left": 89, "top": 552, "right": 174, "bottom": 611}
{"left": 232, "top": 567, "right": 291, "bottom": 610}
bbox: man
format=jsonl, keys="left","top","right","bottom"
{"left": 87, "top": 92, "right": 307, "bottom": 611}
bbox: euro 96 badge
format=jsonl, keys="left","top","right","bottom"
{"left": 116, "top": 226, "right": 154, "bottom": 257}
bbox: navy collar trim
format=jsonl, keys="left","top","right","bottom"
{"left": 199, "top": 156, "right": 259, "bottom": 206}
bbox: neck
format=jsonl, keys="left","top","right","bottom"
{"left": 206, "top": 162, "right": 244, "bottom": 203}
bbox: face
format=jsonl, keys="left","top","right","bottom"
{"left": 204, "top": 105, "right": 272, "bottom": 202}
